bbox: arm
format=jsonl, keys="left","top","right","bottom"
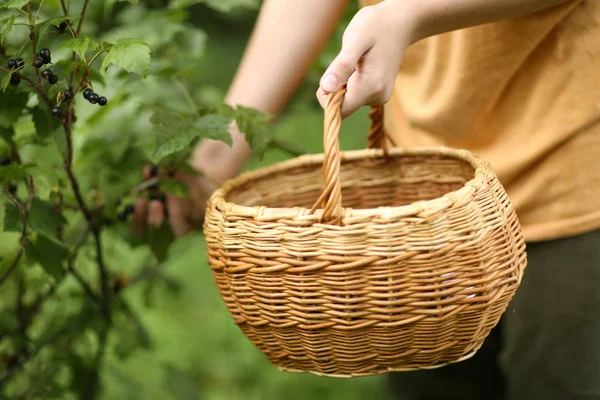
{"left": 317, "top": 0, "right": 576, "bottom": 116}
{"left": 411, "top": 0, "right": 576, "bottom": 40}
{"left": 192, "top": 0, "right": 350, "bottom": 183}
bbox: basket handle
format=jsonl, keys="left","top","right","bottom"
{"left": 310, "top": 86, "right": 392, "bottom": 223}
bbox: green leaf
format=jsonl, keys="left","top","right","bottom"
{"left": 0, "top": 126, "right": 13, "bottom": 144}
{"left": 113, "top": 300, "right": 152, "bottom": 360}
{"left": 150, "top": 109, "right": 231, "bottom": 163}
{"left": 0, "top": 163, "right": 33, "bottom": 185}
{"left": 159, "top": 179, "right": 188, "bottom": 198}
{"left": 1, "top": 72, "right": 11, "bottom": 92}
{"left": 193, "top": 114, "right": 232, "bottom": 145}
{"left": 31, "top": 105, "right": 60, "bottom": 138}
{"left": 61, "top": 37, "right": 99, "bottom": 61}
{"left": 100, "top": 38, "right": 151, "bottom": 78}
{"left": 0, "top": 15, "right": 15, "bottom": 45}
{"left": 35, "top": 16, "right": 80, "bottom": 49}
{"left": 149, "top": 109, "right": 196, "bottom": 162}
{"left": 28, "top": 197, "right": 67, "bottom": 242}
{"left": 234, "top": 106, "right": 274, "bottom": 159}
{"left": 26, "top": 233, "right": 68, "bottom": 282}
{"left": 0, "top": 0, "right": 28, "bottom": 9}
{"left": 0, "top": 90, "right": 28, "bottom": 127}
{"left": 118, "top": 0, "right": 139, "bottom": 3}
{"left": 3, "top": 201, "right": 21, "bottom": 232}
{"left": 6, "top": 196, "right": 67, "bottom": 241}
{"left": 148, "top": 223, "right": 175, "bottom": 263}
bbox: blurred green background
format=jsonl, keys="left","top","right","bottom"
{"left": 93, "top": 2, "right": 394, "bottom": 400}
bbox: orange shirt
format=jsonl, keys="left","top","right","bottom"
{"left": 358, "top": 0, "right": 600, "bottom": 242}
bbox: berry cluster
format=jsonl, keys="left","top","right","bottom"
{"left": 7, "top": 58, "right": 24, "bottom": 86}
{"left": 83, "top": 88, "right": 107, "bottom": 106}
{"left": 6, "top": 48, "right": 57, "bottom": 87}
{"left": 117, "top": 203, "right": 135, "bottom": 221}
{"left": 42, "top": 69, "right": 59, "bottom": 85}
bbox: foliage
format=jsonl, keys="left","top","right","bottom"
{"left": 0, "top": 1, "right": 392, "bottom": 399}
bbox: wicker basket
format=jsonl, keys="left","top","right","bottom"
{"left": 203, "top": 87, "right": 527, "bottom": 378}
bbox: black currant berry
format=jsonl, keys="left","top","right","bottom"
{"left": 117, "top": 211, "right": 128, "bottom": 221}
{"left": 10, "top": 73, "right": 21, "bottom": 86}
{"left": 64, "top": 89, "right": 74, "bottom": 99}
{"left": 40, "top": 48, "right": 51, "bottom": 59}
{"left": 51, "top": 107, "right": 62, "bottom": 118}
{"left": 58, "top": 21, "right": 67, "bottom": 32}
{"left": 124, "top": 204, "right": 135, "bottom": 214}
{"left": 7, "top": 59, "right": 16, "bottom": 69}
{"left": 149, "top": 193, "right": 166, "bottom": 203}
{"left": 48, "top": 74, "right": 59, "bottom": 85}
{"left": 98, "top": 96, "right": 107, "bottom": 106}
{"left": 7, "top": 184, "right": 17, "bottom": 195}
{"left": 42, "top": 69, "right": 53, "bottom": 80}
{"left": 83, "top": 89, "right": 93, "bottom": 100}
{"left": 0, "top": 156, "right": 11, "bottom": 166}
{"left": 88, "top": 93, "right": 99, "bottom": 104}
{"left": 33, "top": 58, "right": 44, "bottom": 69}
{"left": 15, "top": 58, "right": 24, "bottom": 69}
{"left": 149, "top": 164, "right": 159, "bottom": 177}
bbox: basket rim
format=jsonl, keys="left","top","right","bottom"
{"left": 207, "top": 146, "right": 494, "bottom": 222}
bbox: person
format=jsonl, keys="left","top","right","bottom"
{"left": 133, "top": 0, "right": 600, "bottom": 399}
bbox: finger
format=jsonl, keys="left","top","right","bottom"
{"left": 165, "top": 196, "right": 193, "bottom": 237}
{"left": 316, "top": 86, "right": 329, "bottom": 111}
{"left": 340, "top": 70, "right": 370, "bottom": 118}
{"left": 147, "top": 200, "right": 165, "bottom": 228}
{"left": 131, "top": 198, "right": 148, "bottom": 237}
{"left": 143, "top": 164, "right": 152, "bottom": 180}
{"left": 319, "top": 14, "right": 374, "bottom": 94}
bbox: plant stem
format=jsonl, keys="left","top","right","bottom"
{"left": 172, "top": 77, "right": 198, "bottom": 112}
{"left": 75, "top": 0, "right": 89, "bottom": 37}
{"left": 83, "top": 324, "right": 110, "bottom": 400}
{"left": 61, "top": 122, "right": 112, "bottom": 316}
{"left": 67, "top": 229, "right": 104, "bottom": 306}
{"left": 26, "top": 3, "right": 37, "bottom": 56}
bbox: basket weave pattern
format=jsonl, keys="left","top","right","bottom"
{"left": 203, "top": 89, "right": 527, "bottom": 377}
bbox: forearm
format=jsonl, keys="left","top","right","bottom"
{"left": 193, "top": 0, "right": 350, "bottom": 181}
{"left": 403, "top": 0, "right": 576, "bottom": 43}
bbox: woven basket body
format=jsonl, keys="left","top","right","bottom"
{"left": 203, "top": 89, "right": 527, "bottom": 377}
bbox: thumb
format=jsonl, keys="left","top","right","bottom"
{"left": 319, "top": 24, "right": 374, "bottom": 94}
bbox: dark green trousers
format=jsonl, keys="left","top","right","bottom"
{"left": 387, "top": 228, "right": 600, "bottom": 400}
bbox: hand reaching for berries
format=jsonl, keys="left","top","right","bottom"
{"left": 130, "top": 122, "right": 250, "bottom": 237}
{"left": 130, "top": 165, "right": 220, "bottom": 237}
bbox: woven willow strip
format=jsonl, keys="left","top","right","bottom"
{"left": 203, "top": 87, "right": 527, "bottom": 377}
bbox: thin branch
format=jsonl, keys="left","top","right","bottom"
{"left": 172, "top": 77, "right": 198, "bottom": 112}
{"left": 75, "top": 0, "right": 89, "bottom": 37}
{"left": 26, "top": 3, "right": 37, "bottom": 57}
{"left": 82, "top": 324, "right": 109, "bottom": 399}
{"left": 60, "top": 0, "right": 69, "bottom": 16}
{"left": 66, "top": 229, "right": 103, "bottom": 307}
{"left": 60, "top": 123, "right": 111, "bottom": 317}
